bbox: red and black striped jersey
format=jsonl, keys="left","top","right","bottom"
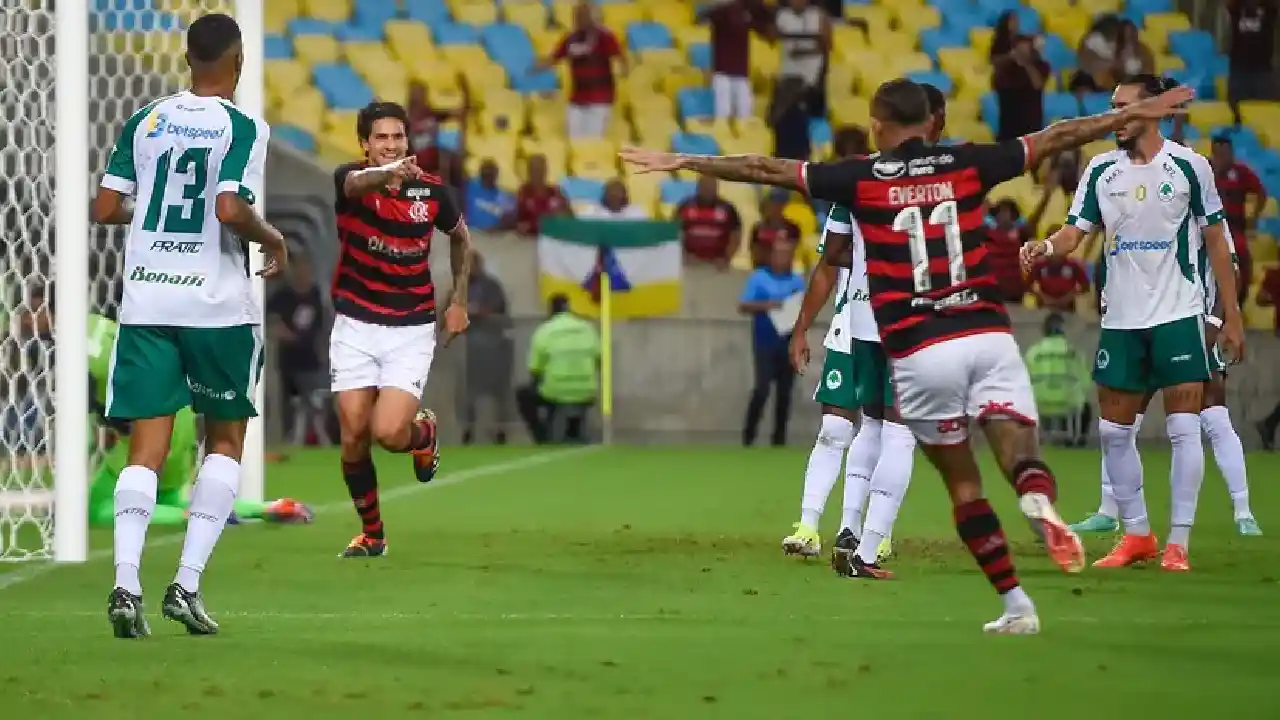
{"left": 331, "top": 162, "right": 462, "bottom": 326}
{"left": 802, "top": 136, "right": 1031, "bottom": 358}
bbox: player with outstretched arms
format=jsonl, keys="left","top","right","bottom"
{"left": 330, "top": 102, "right": 472, "bottom": 559}
{"left": 783, "top": 84, "right": 947, "bottom": 574}
{"left": 91, "top": 14, "right": 289, "bottom": 638}
{"left": 622, "top": 77, "right": 1192, "bottom": 633}
{"left": 1024, "top": 76, "right": 1247, "bottom": 570}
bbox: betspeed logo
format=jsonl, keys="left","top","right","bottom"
{"left": 1109, "top": 237, "right": 1173, "bottom": 256}
{"left": 144, "top": 112, "right": 226, "bottom": 141}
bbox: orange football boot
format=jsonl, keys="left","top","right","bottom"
{"left": 1092, "top": 533, "right": 1160, "bottom": 568}
{"left": 1160, "top": 543, "right": 1191, "bottom": 572}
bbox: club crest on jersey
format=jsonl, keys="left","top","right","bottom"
{"left": 1157, "top": 181, "right": 1175, "bottom": 203}
{"left": 409, "top": 200, "right": 432, "bottom": 223}
{"left": 872, "top": 160, "right": 906, "bottom": 179}
{"left": 1095, "top": 349, "right": 1110, "bottom": 369}
{"left": 826, "top": 369, "right": 842, "bottom": 389}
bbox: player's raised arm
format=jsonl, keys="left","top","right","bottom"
{"left": 1021, "top": 84, "right": 1194, "bottom": 166}
{"left": 619, "top": 146, "right": 810, "bottom": 192}
{"left": 338, "top": 157, "right": 422, "bottom": 198}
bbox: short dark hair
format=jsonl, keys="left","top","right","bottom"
{"left": 920, "top": 83, "right": 947, "bottom": 116}
{"left": 549, "top": 294, "right": 571, "bottom": 314}
{"left": 1211, "top": 133, "right": 1233, "bottom": 148}
{"left": 186, "top": 13, "right": 242, "bottom": 64}
{"left": 356, "top": 101, "right": 410, "bottom": 141}
{"left": 871, "top": 79, "right": 930, "bottom": 127}
{"left": 1121, "top": 73, "right": 1174, "bottom": 99}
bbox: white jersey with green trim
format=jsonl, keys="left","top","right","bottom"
{"left": 1066, "top": 140, "right": 1224, "bottom": 330}
{"left": 821, "top": 205, "right": 879, "bottom": 346}
{"left": 100, "top": 91, "right": 269, "bottom": 327}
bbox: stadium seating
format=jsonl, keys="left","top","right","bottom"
{"left": 100, "top": 0, "right": 1280, "bottom": 317}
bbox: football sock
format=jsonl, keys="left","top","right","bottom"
{"left": 840, "top": 417, "right": 882, "bottom": 532}
{"left": 1010, "top": 458, "right": 1057, "bottom": 502}
{"left": 954, "top": 499, "right": 1023, "bottom": 601}
{"left": 1098, "top": 413, "right": 1143, "bottom": 517}
{"left": 342, "top": 455, "right": 383, "bottom": 539}
{"left": 1200, "top": 406, "right": 1253, "bottom": 519}
{"left": 798, "top": 414, "right": 857, "bottom": 529}
{"left": 1099, "top": 419, "right": 1151, "bottom": 535}
{"left": 1167, "top": 412, "right": 1205, "bottom": 548}
{"left": 854, "top": 421, "right": 915, "bottom": 564}
{"left": 113, "top": 465, "right": 158, "bottom": 596}
{"left": 175, "top": 454, "right": 240, "bottom": 593}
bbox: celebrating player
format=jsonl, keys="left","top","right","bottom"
{"left": 91, "top": 13, "right": 288, "bottom": 638}
{"left": 330, "top": 101, "right": 472, "bottom": 559}
{"left": 1025, "top": 75, "right": 1246, "bottom": 570}
{"left": 622, "top": 77, "right": 1193, "bottom": 633}
{"left": 783, "top": 84, "right": 947, "bottom": 572}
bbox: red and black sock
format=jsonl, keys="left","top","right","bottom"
{"left": 342, "top": 456, "right": 383, "bottom": 540}
{"left": 1011, "top": 458, "right": 1057, "bottom": 502}
{"left": 954, "top": 499, "right": 1019, "bottom": 595}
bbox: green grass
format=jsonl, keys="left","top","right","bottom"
{"left": 2, "top": 445, "right": 1279, "bottom": 719}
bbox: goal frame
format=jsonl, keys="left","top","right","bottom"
{"left": 51, "top": 0, "right": 266, "bottom": 563}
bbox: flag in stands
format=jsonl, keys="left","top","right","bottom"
{"left": 537, "top": 216, "right": 682, "bottom": 318}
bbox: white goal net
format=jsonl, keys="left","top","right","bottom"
{"left": 0, "top": 0, "right": 247, "bottom": 561}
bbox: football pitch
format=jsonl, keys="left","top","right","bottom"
{"left": 2, "top": 444, "right": 1278, "bottom": 719}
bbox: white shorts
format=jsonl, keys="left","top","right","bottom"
{"left": 329, "top": 314, "right": 436, "bottom": 399}
{"left": 890, "top": 332, "right": 1039, "bottom": 445}
{"left": 712, "top": 73, "right": 752, "bottom": 119}
{"left": 567, "top": 104, "right": 611, "bottom": 139}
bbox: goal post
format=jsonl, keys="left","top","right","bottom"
{"left": 0, "top": 0, "right": 266, "bottom": 563}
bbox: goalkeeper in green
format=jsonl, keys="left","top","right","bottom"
{"left": 88, "top": 313, "right": 312, "bottom": 527}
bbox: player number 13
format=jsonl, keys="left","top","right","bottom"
{"left": 892, "top": 200, "right": 966, "bottom": 294}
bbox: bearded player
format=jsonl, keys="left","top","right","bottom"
{"left": 623, "top": 78, "right": 1193, "bottom": 633}
{"left": 782, "top": 84, "right": 947, "bottom": 569}
{"left": 330, "top": 101, "right": 472, "bottom": 559}
{"left": 1024, "top": 75, "right": 1246, "bottom": 572}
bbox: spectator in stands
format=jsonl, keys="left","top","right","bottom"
{"left": 407, "top": 80, "right": 468, "bottom": 188}
{"left": 1028, "top": 228, "right": 1091, "bottom": 312}
{"left": 772, "top": 0, "right": 831, "bottom": 118}
{"left": 267, "top": 254, "right": 330, "bottom": 446}
{"left": 582, "top": 179, "right": 649, "bottom": 220}
{"left": 517, "top": 294, "right": 600, "bottom": 444}
{"left": 515, "top": 154, "right": 572, "bottom": 236}
{"left": 740, "top": 239, "right": 805, "bottom": 447}
{"left": 1212, "top": 134, "right": 1268, "bottom": 303}
{"left": 464, "top": 159, "right": 516, "bottom": 232}
{"left": 535, "top": 2, "right": 626, "bottom": 139}
{"left": 750, "top": 191, "right": 802, "bottom": 267}
{"left": 769, "top": 76, "right": 813, "bottom": 161}
{"left": 832, "top": 126, "right": 870, "bottom": 158}
{"left": 1025, "top": 313, "right": 1092, "bottom": 447}
{"left": 676, "top": 176, "right": 742, "bottom": 269}
{"left": 993, "top": 34, "right": 1050, "bottom": 141}
{"left": 985, "top": 182, "right": 1053, "bottom": 302}
{"left": 459, "top": 250, "right": 513, "bottom": 445}
{"left": 1256, "top": 266, "right": 1280, "bottom": 449}
{"left": 1077, "top": 14, "right": 1125, "bottom": 89}
{"left": 701, "top": 0, "right": 766, "bottom": 120}
{"left": 1113, "top": 20, "right": 1155, "bottom": 80}
{"left": 1227, "top": 0, "right": 1277, "bottom": 124}
{"left": 990, "top": 10, "right": 1021, "bottom": 62}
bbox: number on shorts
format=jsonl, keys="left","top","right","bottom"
{"left": 142, "top": 147, "right": 210, "bottom": 234}
{"left": 891, "top": 200, "right": 966, "bottom": 293}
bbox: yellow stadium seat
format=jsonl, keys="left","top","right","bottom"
{"left": 293, "top": 34, "right": 341, "bottom": 65}
{"left": 438, "top": 43, "right": 490, "bottom": 69}
{"left": 672, "top": 24, "right": 710, "bottom": 51}
{"left": 529, "top": 109, "right": 566, "bottom": 138}
{"left": 384, "top": 20, "right": 435, "bottom": 63}
{"left": 869, "top": 31, "right": 919, "bottom": 56}
{"left": 830, "top": 24, "right": 869, "bottom": 60}
{"left": 646, "top": 2, "right": 693, "bottom": 28}
{"left": 318, "top": 128, "right": 363, "bottom": 166}
{"left": 522, "top": 134, "right": 568, "bottom": 167}
{"left": 783, "top": 201, "right": 818, "bottom": 241}
{"left": 453, "top": 0, "right": 499, "bottom": 26}
{"left": 324, "top": 109, "right": 360, "bottom": 136}
{"left": 947, "top": 97, "right": 980, "bottom": 123}
{"left": 937, "top": 47, "right": 984, "bottom": 78}
{"left": 1075, "top": 0, "right": 1123, "bottom": 13}
{"left": 970, "top": 26, "right": 993, "bottom": 56}
{"left": 892, "top": 52, "right": 933, "bottom": 76}
{"left": 1154, "top": 54, "right": 1185, "bottom": 74}
{"left": 600, "top": 3, "right": 643, "bottom": 38}
{"left": 685, "top": 117, "right": 731, "bottom": 137}
{"left": 748, "top": 36, "right": 780, "bottom": 87}
{"left": 264, "top": 0, "right": 302, "bottom": 34}
{"left": 844, "top": 5, "right": 892, "bottom": 36}
{"left": 527, "top": 27, "right": 562, "bottom": 56}
{"left": 1263, "top": 197, "right": 1279, "bottom": 217}
{"left": 636, "top": 47, "right": 685, "bottom": 68}
{"left": 828, "top": 63, "right": 857, "bottom": 99}
{"left": 302, "top": 0, "right": 351, "bottom": 23}
{"left": 1188, "top": 102, "right": 1235, "bottom": 133}
{"left": 504, "top": 0, "right": 550, "bottom": 29}
{"left": 1042, "top": 8, "right": 1091, "bottom": 50}
{"left": 947, "top": 121, "right": 994, "bottom": 144}
{"left": 607, "top": 113, "right": 635, "bottom": 145}
{"left": 404, "top": 58, "right": 460, "bottom": 91}
{"left": 1241, "top": 101, "right": 1280, "bottom": 145}
{"left": 278, "top": 87, "right": 326, "bottom": 136}
{"left": 266, "top": 59, "right": 312, "bottom": 103}
{"left": 830, "top": 96, "right": 872, "bottom": 128}
{"left": 1253, "top": 238, "right": 1279, "bottom": 264}
{"left": 660, "top": 66, "right": 705, "bottom": 99}
{"left": 550, "top": 0, "right": 576, "bottom": 29}
{"left": 1143, "top": 12, "right": 1191, "bottom": 38}
{"left": 1081, "top": 140, "right": 1112, "bottom": 163}
{"left": 631, "top": 94, "right": 676, "bottom": 123}
{"left": 1139, "top": 28, "right": 1168, "bottom": 54}
{"left": 891, "top": 4, "right": 941, "bottom": 35}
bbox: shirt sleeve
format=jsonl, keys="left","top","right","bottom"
{"left": 971, "top": 138, "right": 1031, "bottom": 189}
{"left": 740, "top": 271, "right": 766, "bottom": 302}
{"left": 1190, "top": 153, "right": 1225, "bottom": 227}
{"left": 216, "top": 113, "right": 270, "bottom": 205}
{"left": 434, "top": 183, "right": 464, "bottom": 233}
{"left": 1065, "top": 157, "right": 1104, "bottom": 232}
{"left": 802, "top": 158, "right": 862, "bottom": 206}
{"left": 332, "top": 163, "right": 361, "bottom": 212}
{"left": 824, "top": 204, "right": 853, "bottom": 234}
{"left": 1245, "top": 165, "right": 1265, "bottom": 196}
{"left": 101, "top": 106, "right": 154, "bottom": 195}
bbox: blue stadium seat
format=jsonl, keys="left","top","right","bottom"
{"left": 1212, "top": 125, "right": 1263, "bottom": 150}
{"left": 437, "top": 127, "right": 461, "bottom": 152}
{"left": 511, "top": 69, "right": 559, "bottom": 94}
{"left": 1014, "top": 6, "right": 1042, "bottom": 34}
{"left": 688, "top": 43, "right": 711, "bottom": 71}
{"left": 809, "top": 118, "right": 832, "bottom": 148}
{"left": 931, "top": 0, "right": 977, "bottom": 16}
{"left": 405, "top": 0, "right": 451, "bottom": 24}
{"left": 93, "top": 0, "right": 151, "bottom": 10}
{"left": 980, "top": 92, "right": 1000, "bottom": 126}
{"left": 1080, "top": 92, "right": 1111, "bottom": 116}
{"left": 660, "top": 179, "right": 697, "bottom": 205}
{"left": 336, "top": 24, "right": 384, "bottom": 42}
{"left": 976, "top": 0, "right": 1022, "bottom": 16}
{"left": 1040, "top": 34, "right": 1075, "bottom": 70}
{"left": 1168, "top": 30, "right": 1217, "bottom": 64}
{"left": 353, "top": 0, "right": 399, "bottom": 30}
{"left": 943, "top": 8, "right": 987, "bottom": 34}
{"left": 919, "top": 26, "right": 970, "bottom": 59}
{"left": 906, "top": 70, "right": 954, "bottom": 96}
{"left": 1126, "top": 0, "right": 1174, "bottom": 20}
{"left": 483, "top": 24, "right": 537, "bottom": 74}
{"left": 94, "top": 10, "right": 181, "bottom": 32}
{"left": 1259, "top": 217, "right": 1280, "bottom": 237}
{"left": 1159, "top": 118, "right": 1199, "bottom": 139}
{"left": 561, "top": 177, "right": 606, "bottom": 203}
{"left": 274, "top": 125, "right": 316, "bottom": 154}
{"left": 433, "top": 22, "right": 482, "bottom": 46}
{"left": 1044, "top": 92, "right": 1079, "bottom": 121}
{"left": 677, "top": 87, "right": 715, "bottom": 121}
{"left": 265, "top": 35, "right": 293, "bottom": 60}
{"left": 627, "top": 22, "right": 673, "bottom": 52}
{"left": 1166, "top": 68, "right": 1215, "bottom": 99}
{"left": 671, "top": 132, "right": 720, "bottom": 156}
{"left": 289, "top": 18, "right": 337, "bottom": 36}
{"left": 312, "top": 63, "right": 376, "bottom": 110}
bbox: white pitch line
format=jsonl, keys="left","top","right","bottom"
{"left": 0, "top": 445, "right": 596, "bottom": 592}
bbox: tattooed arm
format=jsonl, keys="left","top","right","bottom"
{"left": 1023, "top": 84, "right": 1194, "bottom": 166}
{"left": 447, "top": 220, "right": 473, "bottom": 306}
{"left": 673, "top": 154, "right": 808, "bottom": 192}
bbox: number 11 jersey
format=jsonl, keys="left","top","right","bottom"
{"left": 101, "top": 91, "right": 270, "bottom": 328}
{"left": 800, "top": 136, "right": 1031, "bottom": 358}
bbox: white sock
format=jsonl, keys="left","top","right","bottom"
{"left": 1098, "top": 419, "right": 1151, "bottom": 535}
{"left": 840, "top": 417, "right": 882, "bottom": 533}
{"left": 855, "top": 420, "right": 915, "bottom": 564}
{"left": 1167, "top": 413, "right": 1205, "bottom": 548}
{"left": 1003, "top": 585, "right": 1034, "bottom": 614}
{"left": 113, "top": 465, "right": 158, "bottom": 596}
{"left": 1097, "top": 413, "right": 1143, "bottom": 518}
{"left": 174, "top": 453, "right": 240, "bottom": 593}
{"left": 1200, "top": 405, "right": 1252, "bottom": 519}
{"left": 798, "top": 414, "right": 857, "bottom": 529}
